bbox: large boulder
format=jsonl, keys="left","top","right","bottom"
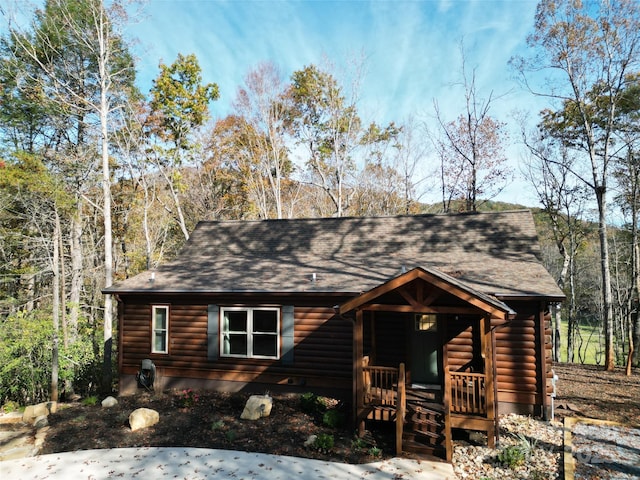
{"left": 129, "top": 408, "right": 159, "bottom": 431}
{"left": 240, "top": 394, "right": 273, "bottom": 420}
{"left": 101, "top": 396, "right": 118, "bottom": 408}
{"left": 22, "top": 401, "right": 57, "bottom": 424}
{"left": 33, "top": 415, "right": 48, "bottom": 429}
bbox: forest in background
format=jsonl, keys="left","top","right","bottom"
{"left": 1, "top": 0, "right": 640, "bottom": 407}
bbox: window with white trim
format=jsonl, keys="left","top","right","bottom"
{"left": 221, "top": 307, "right": 279, "bottom": 359}
{"left": 152, "top": 305, "right": 169, "bottom": 353}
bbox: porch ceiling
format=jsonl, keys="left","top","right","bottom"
{"left": 339, "top": 266, "right": 516, "bottom": 320}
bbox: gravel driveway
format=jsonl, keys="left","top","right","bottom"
{"left": 568, "top": 419, "right": 640, "bottom": 480}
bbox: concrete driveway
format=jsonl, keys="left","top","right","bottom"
{"left": 0, "top": 446, "right": 456, "bottom": 479}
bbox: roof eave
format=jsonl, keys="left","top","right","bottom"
{"left": 102, "top": 288, "right": 360, "bottom": 297}
{"left": 495, "top": 293, "right": 566, "bottom": 302}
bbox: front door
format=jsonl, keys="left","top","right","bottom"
{"left": 411, "top": 314, "right": 441, "bottom": 385}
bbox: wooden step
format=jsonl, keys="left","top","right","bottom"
{"left": 402, "top": 437, "right": 446, "bottom": 456}
{"left": 363, "top": 405, "right": 397, "bottom": 422}
{"left": 403, "top": 401, "right": 446, "bottom": 459}
{"left": 409, "top": 413, "right": 441, "bottom": 427}
{"left": 404, "top": 428, "right": 441, "bottom": 441}
{"left": 410, "top": 404, "right": 444, "bottom": 416}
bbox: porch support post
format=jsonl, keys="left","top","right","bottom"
{"left": 353, "top": 309, "right": 364, "bottom": 436}
{"left": 482, "top": 314, "right": 497, "bottom": 448}
{"left": 442, "top": 320, "right": 453, "bottom": 462}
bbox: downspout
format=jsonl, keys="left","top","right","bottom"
{"left": 492, "top": 319, "right": 499, "bottom": 445}
{"left": 539, "top": 302, "right": 549, "bottom": 421}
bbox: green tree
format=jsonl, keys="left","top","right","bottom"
{"left": 148, "top": 53, "right": 219, "bottom": 239}
{"left": 2, "top": 0, "right": 138, "bottom": 393}
{"left": 290, "top": 62, "right": 396, "bottom": 217}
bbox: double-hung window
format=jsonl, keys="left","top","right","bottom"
{"left": 221, "top": 307, "right": 279, "bottom": 359}
{"left": 152, "top": 305, "right": 169, "bottom": 354}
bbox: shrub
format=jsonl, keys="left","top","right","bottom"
{"left": 368, "top": 446, "right": 382, "bottom": 457}
{"left": 0, "top": 309, "right": 109, "bottom": 405}
{"left": 211, "top": 420, "right": 225, "bottom": 431}
{"left": 81, "top": 395, "right": 98, "bottom": 406}
{"left": 498, "top": 433, "right": 537, "bottom": 469}
{"left": 313, "top": 433, "right": 334, "bottom": 453}
{"left": 322, "top": 409, "right": 345, "bottom": 428}
{"left": 176, "top": 388, "right": 199, "bottom": 408}
{"left": 300, "top": 392, "right": 326, "bottom": 415}
{"left": 498, "top": 444, "right": 526, "bottom": 468}
{"left": 1, "top": 400, "right": 21, "bottom": 413}
{"left": 351, "top": 436, "right": 368, "bottom": 450}
{"left": 0, "top": 310, "right": 53, "bottom": 405}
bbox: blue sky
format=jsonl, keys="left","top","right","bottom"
{"left": 3, "top": 0, "right": 547, "bottom": 204}
{"left": 133, "top": 0, "right": 540, "bottom": 121}
{"left": 130, "top": 0, "right": 547, "bottom": 205}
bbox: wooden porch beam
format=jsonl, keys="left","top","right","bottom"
{"left": 339, "top": 268, "right": 511, "bottom": 319}
{"left": 416, "top": 274, "right": 509, "bottom": 318}
{"left": 538, "top": 303, "right": 549, "bottom": 420}
{"left": 442, "top": 320, "right": 453, "bottom": 461}
{"left": 397, "top": 287, "right": 421, "bottom": 308}
{"left": 361, "top": 304, "right": 490, "bottom": 315}
{"left": 340, "top": 270, "right": 424, "bottom": 313}
{"left": 416, "top": 281, "right": 424, "bottom": 303}
{"left": 423, "top": 287, "right": 442, "bottom": 306}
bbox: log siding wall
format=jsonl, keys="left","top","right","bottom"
{"left": 118, "top": 294, "right": 552, "bottom": 415}
{"left": 118, "top": 296, "right": 353, "bottom": 396}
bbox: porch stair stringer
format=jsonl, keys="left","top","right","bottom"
{"left": 401, "top": 402, "right": 447, "bottom": 458}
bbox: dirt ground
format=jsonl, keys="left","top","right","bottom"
{"left": 40, "top": 390, "right": 396, "bottom": 464}
{"left": 552, "top": 363, "right": 640, "bottom": 426}
{"left": 38, "top": 363, "right": 640, "bottom": 464}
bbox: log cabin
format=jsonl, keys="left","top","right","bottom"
{"left": 104, "top": 210, "right": 564, "bottom": 460}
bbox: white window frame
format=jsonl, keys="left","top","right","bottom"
{"left": 220, "top": 307, "right": 280, "bottom": 359}
{"left": 152, "top": 305, "right": 169, "bottom": 354}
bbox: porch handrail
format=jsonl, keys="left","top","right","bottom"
{"left": 450, "top": 371, "right": 486, "bottom": 415}
{"left": 362, "top": 364, "right": 398, "bottom": 406}
{"left": 395, "top": 363, "right": 405, "bottom": 455}
{"left": 359, "top": 363, "right": 407, "bottom": 455}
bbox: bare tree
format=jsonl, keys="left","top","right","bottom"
{"left": 521, "top": 120, "right": 590, "bottom": 362}
{"left": 513, "top": 0, "right": 640, "bottom": 370}
{"left": 232, "top": 62, "right": 293, "bottom": 219}
{"left": 432, "top": 46, "right": 511, "bottom": 212}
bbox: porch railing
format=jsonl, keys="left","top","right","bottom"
{"left": 361, "top": 362, "right": 406, "bottom": 455}
{"left": 362, "top": 364, "right": 399, "bottom": 406}
{"left": 450, "top": 371, "right": 486, "bottom": 415}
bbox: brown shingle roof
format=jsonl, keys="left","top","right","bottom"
{"left": 104, "top": 210, "right": 564, "bottom": 299}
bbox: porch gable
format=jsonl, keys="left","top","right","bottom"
{"left": 339, "top": 266, "right": 516, "bottom": 320}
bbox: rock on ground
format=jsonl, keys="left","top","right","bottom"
{"left": 240, "top": 394, "right": 273, "bottom": 420}
{"left": 101, "top": 396, "right": 118, "bottom": 408}
{"left": 129, "top": 408, "right": 159, "bottom": 432}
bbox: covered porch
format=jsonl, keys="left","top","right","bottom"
{"left": 339, "top": 267, "right": 515, "bottom": 461}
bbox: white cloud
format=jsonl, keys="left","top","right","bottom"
{"left": 128, "top": 0, "right": 548, "bottom": 205}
